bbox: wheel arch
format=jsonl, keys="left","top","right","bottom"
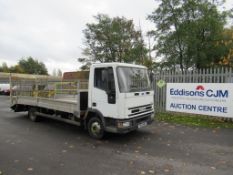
{"left": 84, "top": 108, "right": 106, "bottom": 129}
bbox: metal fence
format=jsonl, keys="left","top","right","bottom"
{"left": 153, "top": 67, "right": 233, "bottom": 112}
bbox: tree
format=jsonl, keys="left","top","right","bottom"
{"left": 148, "top": 0, "right": 232, "bottom": 72}
{"left": 0, "top": 62, "right": 9, "bottom": 72}
{"left": 218, "top": 26, "right": 233, "bottom": 67}
{"left": 9, "top": 65, "right": 24, "bottom": 73}
{"left": 52, "top": 68, "right": 63, "bottom": 76}
{"left": 80, "top": 14, "right": 148, "bottom": 69}
{"left": 57, "top": 69, "right": 62, "bottom": 77}
{"left": 18, "top": 57, "right": 48, "bottom": 75}
{"left": 0, "top": 57, "right": 48, "bottom": 74}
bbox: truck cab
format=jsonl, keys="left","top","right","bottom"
{"left": 86, "top": 63, "right": 154, "bottom": 138}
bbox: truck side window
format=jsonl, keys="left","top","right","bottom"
{"left": 94, "top": 67, "right": 115, "bottom": 92}
{"left": 94, "top": 68, "right": 108, "bottom": 90}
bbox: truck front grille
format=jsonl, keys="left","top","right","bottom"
{"left": 128, "top": 104, "right": 153, "bottom": 117}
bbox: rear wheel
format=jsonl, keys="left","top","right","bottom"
{"left": 87, "top": 117, "right": 104, "bottom": 139}
{"left": 28, "top": 108, "right": 39, "bottom": 122}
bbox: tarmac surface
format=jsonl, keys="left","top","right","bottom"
{"left": 0, "top": 96, "right": 233, "bottom": 175}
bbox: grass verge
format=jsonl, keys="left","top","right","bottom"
{"left": 156, "top": 112, "right": 233, "bottom": 128}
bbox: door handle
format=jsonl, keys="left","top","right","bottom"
{"left": 92, "top": 102, "right": 96, "bottom": 107}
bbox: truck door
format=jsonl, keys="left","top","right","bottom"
{"left": 91, "top": 67, "right": 117, "bottom": 118}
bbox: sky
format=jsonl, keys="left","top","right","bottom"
{"left": 0, "top": 0, "right": 232, "bottom": 75}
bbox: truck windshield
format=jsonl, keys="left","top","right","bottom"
{"left": 117, "top": 66, "right": 151, "bottom": 93}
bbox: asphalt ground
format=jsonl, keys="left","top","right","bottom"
{"left": 0, "top": 96, "right": 233, "bottom": 175}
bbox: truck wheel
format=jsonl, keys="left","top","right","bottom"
{"left": 87, "top": 117, "right": 104, "bottom": 139}
{"left": 28, "top": 108, "right": 39, "bottom": 122}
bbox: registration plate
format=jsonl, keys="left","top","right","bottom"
{"left": 138, "top": 122, "right": 147, "bottom": 128}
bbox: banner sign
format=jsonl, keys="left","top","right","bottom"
{"left": 166, "top": 83, "right": 233, "bottom": 118}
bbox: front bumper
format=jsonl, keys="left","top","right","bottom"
{"left": 105, "top": 112, "right": 154, "bottom": 133}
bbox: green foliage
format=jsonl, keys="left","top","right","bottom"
{"left": 9, "top": 64, "right": 24, "bottom": 73}
{"left": 0, "top": 57, "right": 48, "bottom": 75}
{"left": 0, "top": 62, "right": 9, "bottom": 73}
{"left": 157, "top": 112, "right": 233, "bottom": 128}
{"left": 80, "top": 14, "right": 148, "bottom": 69}
{"left": 148, "top": 0, "right": 232, "bottom": 71}
{"left": 218, "top": 26, "right": 233, "bottom": 66}
{"left": 18, "top": 57, "right": 48, "bottom": 75}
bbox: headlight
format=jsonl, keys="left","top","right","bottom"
{"left": 117, "top": 121, "right": 130, "bottom": 128}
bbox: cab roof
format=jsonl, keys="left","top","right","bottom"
{"left": 91, "top": 62, "right": 147, "bottom": 69}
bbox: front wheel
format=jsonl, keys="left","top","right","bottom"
{"left": 87, "top": 117, "right": 105, "bottom": 139}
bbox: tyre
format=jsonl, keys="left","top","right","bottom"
{"left": 87, "top": 116, "right": 105, "bottom": 139}
{"left": 28, "top": 108, "right": 39, "bottom": 122}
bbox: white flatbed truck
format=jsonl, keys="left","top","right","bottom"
{"left": 10, "top": 63, "right": 154, "bottom": 139}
